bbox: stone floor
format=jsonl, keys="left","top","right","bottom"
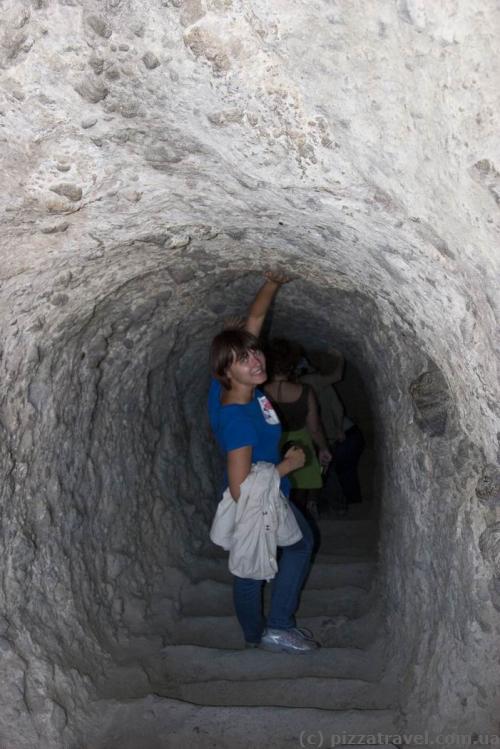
{"left": 87, "top": 499, "right": 403, "bottom": 747}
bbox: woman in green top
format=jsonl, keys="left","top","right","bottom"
{"left": 264, "top": 339, "right": 332, "bottom": 513}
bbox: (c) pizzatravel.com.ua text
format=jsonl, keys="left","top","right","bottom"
{"left": 298, "top": 732, "right": 500, "bottom": 747}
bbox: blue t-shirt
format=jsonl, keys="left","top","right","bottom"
{"left": 208, "top": 378, "right": 290, "bottom": 497}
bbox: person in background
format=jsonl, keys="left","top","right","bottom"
{"left": 264, "top": 339, "right": 332, "bottom": 518}
{"left": 299, "top": 348, "right": 365, "bottom": 515}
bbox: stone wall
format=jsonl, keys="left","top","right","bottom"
{"left": 0, "top": 0, "right": 499, "bottom": 745}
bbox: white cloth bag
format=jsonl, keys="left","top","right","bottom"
{"left": 210, "top": 462, "right": 302, "bottom": 581}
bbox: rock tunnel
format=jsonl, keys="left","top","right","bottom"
{"left": 0, "top": 0, "right": 499, "bottom": 746}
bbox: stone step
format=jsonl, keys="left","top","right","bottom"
{"left": 205, "top": 544, "right": 378, "bottom": 564}
{"left": 90, "top": 695, "right": 400, "bottom": 749}
{"left": 318, "top": 528, "right": 377, "bottom": 543}
{"left": 151, "top": 674, "right": 398, "bottom": 711}
{"left": 318, "top": 535, "right": 377, "bottom": 552}
{"left": 203, "top": 549, "right": 378, "bottom": 567}
{"left": 317, "top": 537, "right": 378, "bottom": 555}
{"left": 319, "top": 516, "right": 378, "bottom": 532}
{"left": 156, "top": 644, "right": 385, "bottom": 684}
{"left": 317, "top": 516, "right": 378, "bottom": 532}
{"left": 189, "top": 556, "right": 377, "bottom": 589}
{"left": 180, "top": 579, "right": 372, "bottom": 618}
{"left": 314, "top": 551, "right": 377, "bottom": 564}
{"left": 164, "top": 609, "right": 383, "bottom": 650}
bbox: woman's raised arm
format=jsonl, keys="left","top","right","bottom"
{"left": 245, "top": 270, "right": 291, "bottom": 337}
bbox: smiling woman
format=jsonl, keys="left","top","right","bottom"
{"left": 207, "top": 272, "right": 320, "bottom": 653}
{"left": 209, "top": 329, "right": 265, "bottom": 390}
{"left": 225, "top": 347, "right": 267, "bottom": 388}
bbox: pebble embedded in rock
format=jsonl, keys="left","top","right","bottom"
{"left": 142, "top": 51, "right": 160, "bottom": 69}
{"left": 131, "top": 21, "right": 145, "bottom": 36}
{"left": 123, "top": 190, "right": 143, "bottom": 202}
{"left": 476, "top": 464, "right": 500, "bottom": 503}
{"left": 88, "top": 56, "right": 104, "bottom": 76}
{"left": 49, "top": 292, "right": 69, "bottom": 306}
{"left": 49, "top": 183, "right": 83, "bottom": 202}
{"left": 74, "top": 78, "right": 109, "bottom": 104}
{"left": 81, "top": 116, "right": 97, "bottom": 129}
{"left": 104, "top": 64, "right": 120, "bottom": 81}
{"left": 86, "top": 15, "right": 112, "bottom": 39}
{"left": 40, "top": 221, "right": 70, "bottom": 234}
{"left": 55, "top": 270, "right": 73, "bottom": 287}
{"left": 145, "top": 144, "right": 184, "bottom": 167}
{"left": 409, "top": 363, "right": 454, "bottom": 437}
{"left": 168, "top": 266, "right": 196, "bottom": 284}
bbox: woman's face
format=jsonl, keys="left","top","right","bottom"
{"left": 226, "top": 348, "right": 267, "bottom": 387}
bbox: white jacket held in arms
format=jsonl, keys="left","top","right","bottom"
{"left": 210, "top": 462, "right": 303, "bottom": 581}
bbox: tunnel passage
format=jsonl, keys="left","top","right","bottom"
{"left": 1, "top": 234, "right": 499, "bottom": 747}
{"left": 1, "top": 0, "right": 499, "bottom": 744}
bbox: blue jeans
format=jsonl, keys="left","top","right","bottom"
{"left": 232, "top": 502, "right": 314, "bottom": 644}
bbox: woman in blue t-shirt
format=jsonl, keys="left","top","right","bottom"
{"left": 208, "top": 271, "right": 319, "bottom": 653}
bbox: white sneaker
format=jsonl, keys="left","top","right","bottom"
{"left": 259, "top": 627, "right": 320, "bottom": 653}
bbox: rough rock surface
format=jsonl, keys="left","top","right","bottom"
{"left": 0, "top": 0, "right": 499, "bottom": 746}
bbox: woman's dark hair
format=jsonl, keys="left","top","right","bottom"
{"left": 265, "top": 338, "right": 302, "bottom": 379}
{"left": 210, "top": 329, "right": 262, "bottom": 390}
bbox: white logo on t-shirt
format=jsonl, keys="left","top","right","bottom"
{"left": 257, "top": 395, "right": 280, "bottom": 425}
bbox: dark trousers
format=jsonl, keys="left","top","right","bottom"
{"left": 333, "top": 425, "right": 365, "bottom": 504}
{"left": 232, "top": 502, "right": 314, "bottom": 643}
